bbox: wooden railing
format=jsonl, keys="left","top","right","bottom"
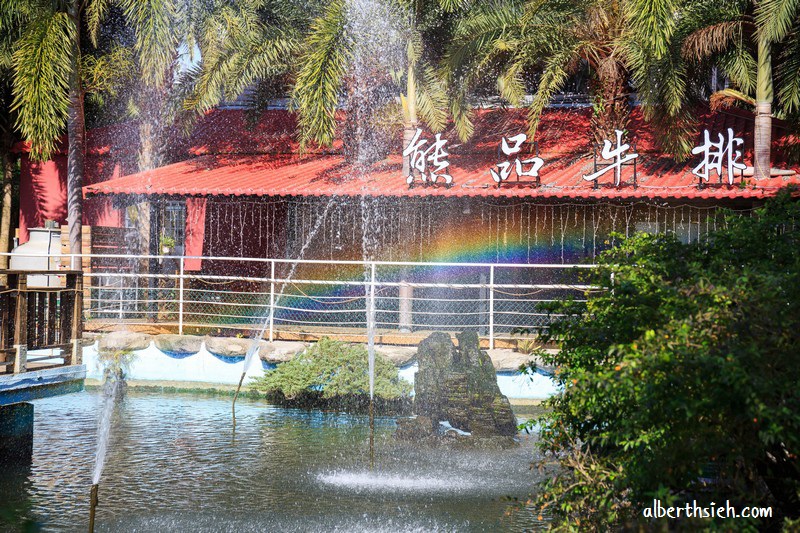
{"left": 0, "top": 271, "right": 83, "bottom": 374}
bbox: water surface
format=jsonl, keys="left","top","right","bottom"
{"left": 0, "top": 390, "right": 544, "bottom": 532}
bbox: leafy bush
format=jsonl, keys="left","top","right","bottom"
{"left": 251, "top": 337, "right": 412, "bottom": 411}
{"left": 529, "top": 191, "right": 800, "bottom": 530}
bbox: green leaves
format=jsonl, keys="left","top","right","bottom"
{"left": 536, "top": 190, "right": 800, "bottom": 528}
{"left": 252, "top": 337, "right": 412, "bottom": 400}
{"left": 292, "top": 0, "right": 348, "bottom": 149}
{"left": 756, "top": 0, "right": 800, "bottom": 43}
{"left": 117, "top": 0, "right": 178, "bottom": 87}
{"left": 11, "top": 10, "right": 73, "bottom": 160}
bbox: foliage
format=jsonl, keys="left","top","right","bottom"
{"left": 292, "top": 0, "right": 468, "bottom": 153}
{"left": 186, "top": 0, "right": 315, "bottom": 114}
{"left": 252, "top": 337, "right": 412, "bottom": 404}
{"left": 159, "top": 234, "right": 175, "bottom": 252}
{"left": 5, "top": 0, "right": 180, "bottom": 160}
{"left": 446, "top": 0, "right": 641, "bottom": 145}
{"left": 626, "top": 0, "right": 800, "bottom": 160}
{"left": 529, "top": 190, "right": 800, "bottom": 529}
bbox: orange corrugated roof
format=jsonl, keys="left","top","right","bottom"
{"left": 83, "top": 107, "right": 800, "bottom": 201}
{"left": 83, "top": 151, "right": 800, "bottom": 201}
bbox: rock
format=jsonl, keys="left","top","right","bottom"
{"left": 97, "top": 331, "right": 151, "bottom": 352}
{"left": 81, "top": 333, "right": 101, "bottom": 347}
{"left": 487, "top": 349, "right": 535, "bottom": 372}
{"left": 259, "top": 341, "right": 307, "bottom": 363}
{"left": 395, "top": 415, "right": 435, "bottom": 441}
{"left": 405, "top": 331, "right": 518, "bottom": 443}
{"left": 376, "top": 345, "right": 417, "bottom": 366}
{"left": 488, "top": 348, "right": 557, "bottom": 375}
{"left": 154, "top": 334, "right": 202, "bottom": 355}
{"left": 204, "top": 336, "right": 255, "bottom": 358}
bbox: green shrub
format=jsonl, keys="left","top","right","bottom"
{"left": 529, "top": 190, "right": 800, "bottom": 530}
{"left": 251, "top": 337, "right": 412, "bottom": 410}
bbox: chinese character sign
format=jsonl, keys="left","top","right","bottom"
{"left": 691, "top": 128, "right": 746, "bottom": 186}
{"left": 490, "top": 133, "right": 544, "bottom": 184}
{"left": 582, "top": 129, "right": 638, "bottom": 187}
{"left": 403, "top": 128, "right": 453, "bottom": 186}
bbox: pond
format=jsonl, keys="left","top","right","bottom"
{"left": 1, "top": 389, "right": 546, "bottom": 532}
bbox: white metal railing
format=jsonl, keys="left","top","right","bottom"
{"left": 2, "top": 253, "right": 597, "bottom": 348}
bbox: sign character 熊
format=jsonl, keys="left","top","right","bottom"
{"left": 403, "top": 128, "right": 453, "bottom": 186}
{"left": 691, "top": 128, "right": 746, "bottom": 187}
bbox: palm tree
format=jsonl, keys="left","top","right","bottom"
{"left": 445, "top": 0, "right": 640, "bottom": 146}
{"left": 293, "top": 0, "right": 465, "bottom": 174}
{"left": 0, "top": 9, "right": 20, "bottom": 269}
{"left": 8, "top": 0, "right": 178, "bottom": 257}
{"left": 187, "top": 0, "right": 312, "bottom": 114}
{"left": 627, "top": 0, "right": 800, "bottom": 175}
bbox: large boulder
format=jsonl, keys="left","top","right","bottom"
{"left": 376, "top": 345, "right": 416, "bottom": 366}
{"left": 204, "top": 336, "right": 255, "bottom": 357}
{"left": 258, "top": 341, "right": 307, "bottom": 363}
{"left": 98, "top": 331, "right": 151, "bottom": 352}
{"left": 154, "top": 334, "right": 202, "bottom": 355}
{"left": 398, "top": 331, "right": 518, "bottom": 446}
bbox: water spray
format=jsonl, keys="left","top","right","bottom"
{"left": 232, "top": 199, "right": 335, "bottom": 429}
{"left": 88, "top": 483, "right": 98, "bottom": 532}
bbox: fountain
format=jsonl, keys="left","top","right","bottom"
{"left": 0, "top": 1, "right": 554, "bottom": 530}
{"left": 87, "top": 351, "right": 127, "bottom": 531}
{"left": 232, "top": 198, "right": 336, "bottom": 423}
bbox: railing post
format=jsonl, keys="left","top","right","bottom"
{"left": 370, "top": 262, "right": 377, "bottom": 334}
{"left": 178, "top": 257, "right": 185, "bottom": 335}
{"left": 489, "top": 265, "right": 495, "bottom": 350}
{"left": 268, "top": 260, "right": 276, "bottom": 343}
{"left": 70, "top": 272, "right": 83, "bottom": 365}
{"left": 13, "top": 274, "right": 28, "bottom": 373}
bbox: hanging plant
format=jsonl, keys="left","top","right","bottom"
{"left": 159, "top": 235, "right": 176, "bottom": 255}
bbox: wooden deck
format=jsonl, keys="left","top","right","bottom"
{"left": 0, "top": 270, "right": 84, "bottom": 381}
{"left": 82, "top": 319, "right": 542, "bottom": 350}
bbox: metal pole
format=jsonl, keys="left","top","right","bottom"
{"left": 269, "top": 260, "right": 276, "bottom": 343}
{"left": 369, "top": 261, "right": 376, "bottom": 471}
{"left": 178, "top": 257, "right": 184, "bottom": 335}
{"left": 489, "top": 265, "right": 495, "bottom": 350}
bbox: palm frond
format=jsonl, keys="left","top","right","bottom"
{"left": 292, "top": 0, "right": 349, "bottom": 149}
{"left": 710, "top": 87, "right": 756, "bottom": 108}
{"left": 189, "top": 22, "right": 297, "bottom": 112}
{"left": 497, "top": 58, "right": 525, "bottom": 106}
{"left": 86, "top": 0, "right": 111, "bottom": 46}
{"left": 756, "top": 0, "right": 800, "bottom": 43}
{"left": 682, "top": 21, "right": 743, "bottom": 61}
{"left": 717, "top": 46, "right": 757, "bottom": 95}
{"left": 415, "top": 60, "right": 448, "bottom": 132}
{"left": 776, "top": 31, "right": 800, "bottom": 111}
{"left": 11, "top": 10, "right": 74, "bottom": 161}
{"left": 117, "top": 0, "right": 177, "bottom": 87}
{"left": 81, "top": 44, "right": 134, "bottom": 96}
{"left": 527, "top": 47, "right": 574, "bottom": 140}
{"left": 624, "top": 0, "right": 679, "bottom": 60}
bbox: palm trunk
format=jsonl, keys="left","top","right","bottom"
{"left": 0, "top": 150, "right": 12, "bottom": 269}
{"left": 754, "top": 36, "right": 773, "bottom": 180}
{"left": 66, "top": 0, "right": 85, "bottom": 266}
{"left": 589, "top": 61, "right": 630, "bottom": 145}
{"left": 402, "top": 58, "right": 418, "bottom": 178}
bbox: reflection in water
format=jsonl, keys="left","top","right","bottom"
{"left": 0, "top": 390, "right": 545, "bottom": 531}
